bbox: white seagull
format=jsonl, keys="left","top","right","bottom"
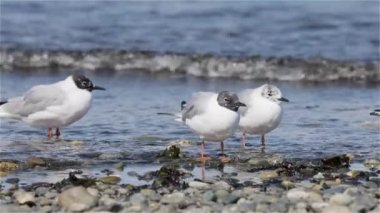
{"left": 0, "top": 74, "right": 105, "bottom": 139}
{"left": 238, "top": 84, "right": 288, "bottom": 148}
{"left": 180, "top": 91, "right": 246, "bottom": 162}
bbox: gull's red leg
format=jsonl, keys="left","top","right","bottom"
{"left": 48, "top": 128, "right": 53, "bottom": 138}
{"left": 196, "top": 140, "right": 210, "bottom": 162}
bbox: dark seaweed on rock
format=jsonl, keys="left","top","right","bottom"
{"left": 1, "top": 48, "right": 379, "bottom": 82}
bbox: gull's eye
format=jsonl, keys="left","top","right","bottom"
{"left": 224, "top": 97, "right": 229, "bottom": 102}
{"left": 81, "top": 81, "right": 88, "bottom": 87}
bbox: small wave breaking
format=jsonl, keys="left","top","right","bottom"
{"left": 0, "top": 49, "right": 379, "bottom": 82}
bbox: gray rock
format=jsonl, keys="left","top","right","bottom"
{"left": 351, "top": 193, "right": 377, "bottom": 212}
{"left": 35, "top": 187, "right": 48, "bottom": 196}
{"left": 99, "top": 194, "right": 117, "bottom": 206}
{"left": 188, "top": 181, "right": 210, "bottom": 190}
{"left": 38, "top": 197, "right": 52, "bottom": 206}
{"left": 237, "top": 198, "right": 256, "bottom": 212}
{"left": 212, "top": 181, "right": 232, "bottom": 191}
{"left": 270, "top": 202, "right": 287, "bottom": 212}
{"left": 256, "top": 203, "right": 270, "bottom": 212}
{"left": 13, "top": 190, "right": 35, "bottom": 206}
{"left": 286, "top": 188, "right": 309, "bottom": 203}
{"left": 58, "top": 186, "right": 98, "bottom": 212}
{"left": 129, "top": 193, "right": 146, "bottom": 206}
{"left": 215, "top": 189, "right": 229, "bottom": 203}
{"left": 161, "top": 192, "right": 185, "bottom": 204}
{"left": 322, "top": 204, "right": 351, "bottom": 213}
{"left": 44, "top": 191, "right": 57, "bottom": 199}
{"left": 87, "top": 187, "right": 99, "bottom": 197}
{"left": 223, "top": 193, "right": 240, "bottom": 204}
{"left": 313, "top": 172, "right": 325, "bottom": 181}
{"left": 202, "top": 190, "right": 215, "bottom": 202}
{"left": 311, "top": 202, "right": 329, "bottom": 212}
{"left": 329, "top": 193, "right": 352, "bottom": 206}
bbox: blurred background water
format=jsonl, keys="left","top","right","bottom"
{"left": 1, "top": 1, "right": 379, "bottom": 60}
{"left": 0, "top": 1, "right": 379, "bottom": 184}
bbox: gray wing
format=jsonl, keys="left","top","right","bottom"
{"left": 237, "top": 89, "right": 255, "bottom": 116}
{"left": 3, "top": 84, "right": 66, "bottom": 117}
{"left": 181, "top": 92, "right": 214, "bottom": 122}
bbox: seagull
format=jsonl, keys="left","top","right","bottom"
{"left": 180, "top": 91, "right": 246, "bottom": 162}
{"left": 238, "top": 84, "right": 288, "bottom": 148}
{"left": 370, "top": 109, "right": 380, "bottom": 116}
{"left": 0, "top": 74, "right": 105, "bottom": 139}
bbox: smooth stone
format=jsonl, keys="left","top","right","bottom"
{"left": 256, "top": 203, "right": 270, "bottom": 212}
{"left": 286, "top": 188, "right": 309, "bottom": 203}
{"left": 39, "top": 197, "right": 52, "bottom": 206}
{"left": 14, "top": 190, "right": 36, "bottom": 205}
{"left": 87, "top": 187, "right": 99, "bottom": 197}
{"left": 100, "top": 176, "right": 121, "bottom": 185}
{"left": 311, "top": 202, "right": 329, "bottom": 212}
{"left": 129, "top": 193, "right": 147, "bottom": 206}
{"left": 329, "top": 193, "right": 352, "bottom": 206}
{"left": 222, "top": 193, "right": 240, "bottom": 204}
{"left": 117, "top": 187, "right": 129, "bottom": 195}
{"left": 237, "top": 198, "right": 256, "bottom": 212}
{"left": 35, "top": 187, "right": 48, "bottom": 196}
{"left": 58, "top": 186, "right": 98, "bottom": 212}
{"left": 260, "top": 170, "right": 279, "bottom": 181}
{"left": 202, "top": 190, "right": 215, "bottom": 202}
{"left": 313, "top": 172, "right": 325, "bottom": 181}
{"left": 212, "top": 181, "right": 232, "bottom": 191}
{"left": 140, "top": 189, "right": 160, "bottom": 201}
{"left": 40, "top": 205, "right": 53, "bottom": 213}
{"left": 215, "top": 189, "right": 229, "bottom": 202}
{"left": 161, "top": 192, "right": 185, "bottom": 204}
{"left": 270, "top": 202, "right": 287, "bottom": 212}
{"left": 188, "top": 181, "right": 210, "bottom": 190}
{"left": 27, "top": 157, "right": 46, "bottom": 167}
{"left": 281, "top": 180, "right": 295, "bottom": 189}
{"left": 104, "top": 188, "right": 116, "bottom": 195}
{"left": 351, "top": 193, "right": 377, "bottom": 212}
{"left": 99, "top": 194, "right": 117, "bottom": 206}
{"left": 322, "top": 204, "right": 351, "bottom": 213}
{"left": 44, "top": 191, "right": 57, "bottom": 199}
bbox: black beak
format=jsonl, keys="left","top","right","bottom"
{"left": 237, "top": 102, "right": 247, "bottom": 107}
{"left": 92, "top": 85, "right": 106, "bottom": 91}
{"left": 278, "top": 97, "right": 289, "bottom": 102}
{"left": 370, "top": 112, "right": 379, "bottom": 116}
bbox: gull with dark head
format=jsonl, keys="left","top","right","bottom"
{"left": 0, "top": 74, "right": 105, "bottom": 139}
{"left": 238, "top": 84, "right": 288, "bottom": 148}
{"left": 181, "top": 91, "right": 246, "bottom": 162}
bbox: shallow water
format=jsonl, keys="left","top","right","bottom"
{"left": 0, "top": 72, "right": 379, "bottom": 164}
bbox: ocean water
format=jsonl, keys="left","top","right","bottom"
{"left": 0, "top": 71, "right": 379, "bottom": 164}
{"left": 1, "top": 1, "right": 379, "bottom": 60}
{"left": 0, "top": 1, "right": 379, "bottom": 184}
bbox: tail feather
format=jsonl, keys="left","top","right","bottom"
{"left": 0, "top": 101, "right": 7, "bottom": 105}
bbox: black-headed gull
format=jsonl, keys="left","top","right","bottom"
{"left": 0, "top": 74, "right": 105, "bottom": 138}
{"left": 238, "top": 84, "right": 288, "bottom": 148}
{"left": 181, "top": 91, "right": 246, "bottom": 162}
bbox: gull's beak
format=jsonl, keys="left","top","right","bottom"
{"left": 237, "top": 102, "right": 247, "bottom": 107}
{"left": 370, "top": 112, "right": 380, "bottom": 116}
{"left": 92, "top": 85, "right": 106, "bottom": 91}
{"left": 278, "top": 97, "right": 289, "bottom": 102}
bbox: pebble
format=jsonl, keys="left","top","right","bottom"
{"left": 260, "top": 170, "right": 279, "bottom": 180}
{"left": 188, "top": 181, "right": 210, "bottom": 190}
{"left": 212, "top": 181, "right": 232, "bottom": 191}
{"left": 100, "top": 175, "right": 121, "bottom": 185}
{"left": 13, "top": 190, "right": 35, "bottom": 206}
{"left": 161, "top": 192, "right": 185, "bottom": 204}
{"left": 329, "top": 193, "right": 352, "bottom": 206}
{"left": 58, "top": 186, "right": 98, "bottom": 211}
{"left": 322, "top": 204, "right": 351, "bottom": 213}
{"left": 286, "top": 188, "right": 309, "bottom": 203}
{"left": 202, "top": 190, "right": 215, "bottom": 202}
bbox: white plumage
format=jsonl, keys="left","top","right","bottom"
{"left": 0, "top": 75, "right": 105, "bottom": 138}
{"left": 238, "top": 84, "right": 288, "bottom": 147}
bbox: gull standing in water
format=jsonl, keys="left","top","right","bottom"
{"left": 238, "top": 84, "right": 288, "bottom": 148}
{"left": 180, "top": 91, "right": 246, "bottom": 162}
{"left": 0, "top": 74, "right": 105, "bottom": 139}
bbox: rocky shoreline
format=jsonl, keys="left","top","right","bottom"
{"left": 0, "top": 147, "right": 379, "bottom": 213}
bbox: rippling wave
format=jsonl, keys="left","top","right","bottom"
{"left": 1, "top": 49, "right": 379, "bottom": 82}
